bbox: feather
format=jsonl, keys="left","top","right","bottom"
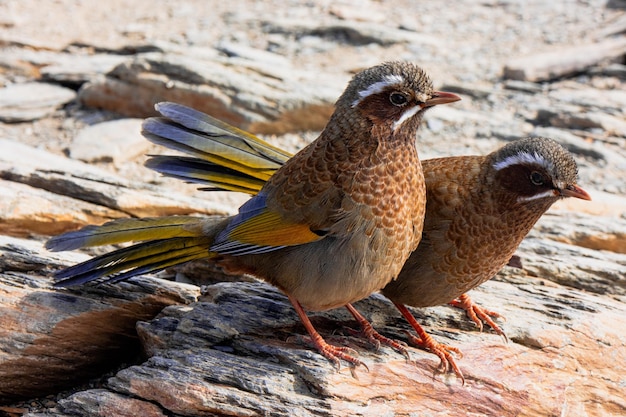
{"left": 45, "top": 216, "right": 204, "bottom": 252}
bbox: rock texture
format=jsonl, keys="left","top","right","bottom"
{"left": 0, "top": 0, "right": 625, "bottom": 416}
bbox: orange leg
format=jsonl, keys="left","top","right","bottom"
{"left": 393, "top": 302, "right": 465, "bottom": 384}
{"left": 288, "top": 295, "right": 367, "bottom": 371}
{"left": 449, "top": 293, "right": 507, "bottom": 340}
{"left": 344, "top": 303, "right": 410, "bottom": 359}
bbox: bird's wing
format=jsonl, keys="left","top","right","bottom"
{"left": 143, "top": 102, "right": 290, "bottom": 180}
{"left": 211, "top": 191, "right": 324, "bottom": 255}
{"left": 145, "top": 155, "right": 267, "bottom": 194}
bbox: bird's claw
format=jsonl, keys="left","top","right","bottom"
{"left": 293, "top": 334, "right": 369, "bottom": 373}
{"left": 450, "top": 294, "right": 507, "bottom": 341}
{"left": 345, "top": 326, "right": 411, "bottom": 360}
{"left": 403, "top": 330, "right": 465, "bottom": 385}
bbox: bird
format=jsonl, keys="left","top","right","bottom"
{"left": 145, "top": 115, "right": 591, "bottom": 382}
{"left": 46, "top": 61, "right": 461, "bottom": 370}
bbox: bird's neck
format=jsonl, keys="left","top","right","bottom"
{"left": 322, "top": 108, "right": 422, "bottom": 156}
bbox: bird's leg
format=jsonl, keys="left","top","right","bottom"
{"left": 344, "top": 303, "right": 410, "bottom": 360}
{"left": 449, "top": 293, "right": 507, "bottom": 341}
{"left": 393, "top": 302, "right": 465, "bottom": 384}
{"left": 288, "top": 295, "right": 367, "bottom": 372}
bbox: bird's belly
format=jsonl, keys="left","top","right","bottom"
{"left": 240, "top": 235, "right": 405, "bottom": 312}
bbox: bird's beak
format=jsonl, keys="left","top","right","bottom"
{"left": 422, "top": 91, "right": 461, "bottom": 108}
{"left": 560, "top": 184, "right": 591, "bottom": 201}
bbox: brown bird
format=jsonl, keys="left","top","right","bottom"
{"left": 382, "top": 136, "right": 591, "bottom": 380}
{"left": 149, "top": 123, "right": 591, "bottom": 381}
{"left": 46, "top": 62, "right": 461, "bottom": 369}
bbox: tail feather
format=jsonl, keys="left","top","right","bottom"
{"left": 143, "top": 103, "right": 291, "bottom": 178}
{"left": 143, "top": 120, "right": 278, "bottom": 181}
{"left": 53, "top": 237, "right": 213, "bottom": 286}
{"left": 145, "top": 155, "right": 266, "bottom": 195}
{"left": 45, "top": 216, "right": 205, "bottom": 252}
{"left": 154, "top": 102, "right": 291, "bottom": 165}
{"left": 142, "top": 102, "right": 296, "bottom": 194}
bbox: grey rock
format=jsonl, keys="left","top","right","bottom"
{"left": 533, "top": 100, "right": 626, "bottom": 137}
{"left": 503, "top": 37, "right": 626, "bottom": 82}
{"left": 503, "top": 79, "right": 544, "bottom": 94}
{"left": 0, "top": 82, "right": 76, "bottom": 123}
{"left": 588, "top": 63, "right": 626, "bottom": 79}
{"left": 55, "top": 389, "right": 169, "bottom": 417}
{"left": 78, "top": 53, "right": 344, "bottom": 126}
{"left": 549, "top": 87, "right": 626, "bottom": 113}
{"left": 216, "top": 41, "right": 291, "bottom": 67}
{"left": 22, "top": 274, "right": 625, "bottom": 417}
{"left": 40, "top": 53, "right": 128, "bottom": 86}
{"left": 440, "top": 83, "right": 493, "bottom": 100}
{"left": 69, "top": 119, "right": 148, "bottom": 164}
{"left": 517, "top": 234, "right": 626, "bottom": 296}
{"left": 532, "top": 211, "right": 626, "bottom": 255}
{"left": 262, "top": 18, "right": 442, "bottom": 47}
{"left": 0, "top": 139, "right": 236, "bottom": 223}
{"left": 0, "top": 235, "right": 200, "bottom": 403}
{"left": 531, "top": 126, "right": 608, "bottom": 161}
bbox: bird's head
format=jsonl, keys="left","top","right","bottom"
{"left": 491, "top": 137, "right": 591, "bottom": 207}
{"left": 336, "top": 61, "right": 460, "bottom": 135}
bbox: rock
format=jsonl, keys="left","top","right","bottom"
{"left": 0, "top": 139, "right": 235, "bottom": 235}
{"left": 518, "top": 209, "right": 626, "bottom": 296}
{"left": 56, "top": 389, "right": 168, "bottom": 417}
{"left": 502, "top": 37, "right": 626, "bottom": 82}
{"left": 261, "top": 18, "right": 443, "bottom": 47}
{"left": 503, "top": 80, "right": 544, "bottom": 94}
{"left": 552, "top": 189, "right": 626, "bottom": 218}
{"left": 0, "top": 235, "right": 200, "bottom": 403}
{"left": 533, "top": 211, "right": 626, "bottom": 254}
{"left": 69, "top": 119, "right": 148, "bottom": 163}
{"left": 531, "top": 126, "right": 608, "bottom": 161}
{"left": 0, "top": 180, "right": 125, "bottom": 238}
{"left": 548, "top": 87, "right": 626, "bottom": 113}
{"left": 534, "top": 105, "right": 626, "bottom": 137}
{"left": 78, "top": 53, "right": 343, "bottom": 130}
{"left": 0, "top": 82, "right": 76, "bottom": 123}
{"left": 328, "top": 4, "right": 386, "bottom": 23}
{"left": 439, "top": 82, "right": 494, "bottom": 100}
{"left": 40, "top": 53, "right": 128, "bottom": 87}
{"left": 215, "top": 41, "right": 291, "bottom": 67}
{"left": 588, "top": 63, "right": 626, "bottom": 79}
{"left": 20, "top": 274, "right": 626, "bottom": 417}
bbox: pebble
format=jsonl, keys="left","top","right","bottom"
{"left": 0, "top": 82, "right": 76, "bottom": 123}
{"left": 69, "top": 119, "right": 147, "bottom": 164}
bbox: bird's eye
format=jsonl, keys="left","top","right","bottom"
{"left": 530, "top": 171, "right": 545, "bottom": 186}
{"left": 389, "top": 92, "right": 408, "bottom": 106}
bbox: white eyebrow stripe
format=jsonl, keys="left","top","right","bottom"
{"left": 493, "top": 151, "right": 554, "bottom": 172}
{"left": 352, "top": 74, "right": 405, "bottom": 107}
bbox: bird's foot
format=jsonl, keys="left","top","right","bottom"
{"left": 293, "top": 334, "right": 369, "bottom": 373}
{"left": 449, "top": 293, "right": 507, "bottom": 341}
{"left": 287, "top": 296, "right": 368, "bottom": 375}
{"left": 344, "top": 304, "right": 410, "bottom": 359}
{"left": 403, "top": 330, "right": 465, "bottom": 384}
{"left": 393, "top": 302, "right": 465, "bottom": 384}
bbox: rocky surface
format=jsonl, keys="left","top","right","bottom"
{"left": 0, "top": 1, "right": 625, "bottom": 416}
